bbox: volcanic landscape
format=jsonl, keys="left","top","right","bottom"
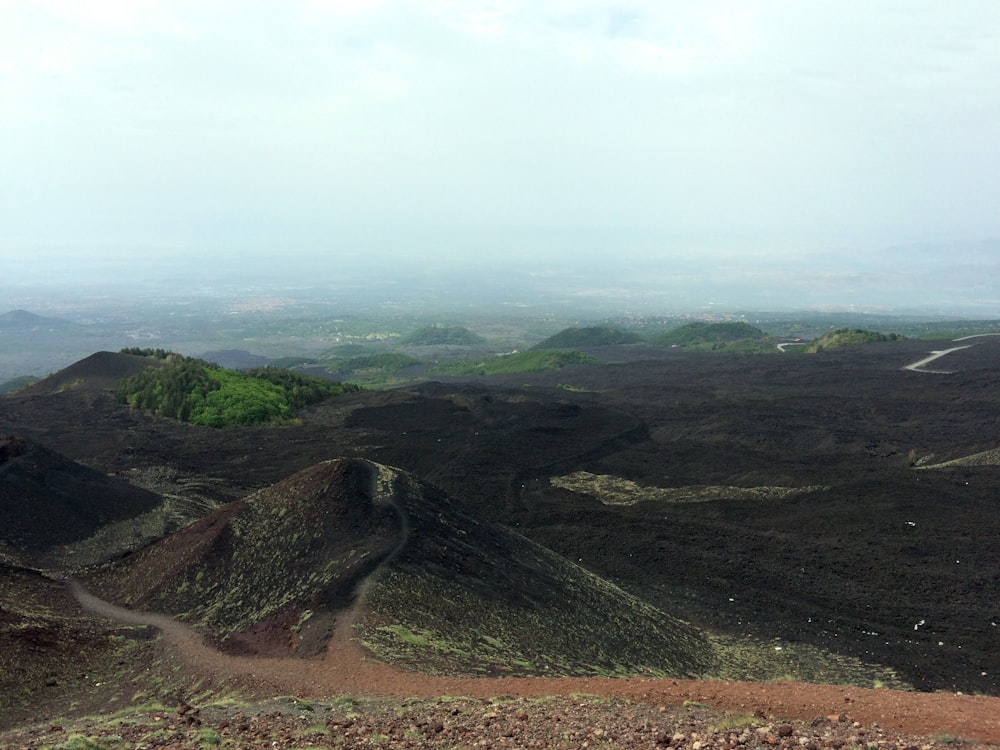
{"left": 2, "top": 336, "right": 1000, "bottom": 746}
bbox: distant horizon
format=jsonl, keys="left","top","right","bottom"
{"left": 5, "top": 232, "right": 1000, "bottom": 318}
{"left": 3, "top": 2, "right": 999, "bottom": 318}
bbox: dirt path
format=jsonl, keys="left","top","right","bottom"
{"left": 67, "top": 581, "right": 1000, "bottom": 743}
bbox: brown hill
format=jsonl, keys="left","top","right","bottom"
{"left": 88, "top": 458, "right": 730, "bottom": 680}
{"left": 88, "top": 459, "right": 400, "bottom": 656}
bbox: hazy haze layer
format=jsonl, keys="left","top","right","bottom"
{"left": 2, "top": 2, "right": 999, "bottom": 312}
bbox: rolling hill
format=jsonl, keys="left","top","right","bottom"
{"left": 0, "top": 309, "right": 72, "bottom": 330}
{"left": 802, "top": 328, "right": 903, "bottom": 352}
{"left": 401, "top": 325, "right": 485, "bottom": 346}
{"left": 648, "top": 321, "right": 768, "bottom": 349}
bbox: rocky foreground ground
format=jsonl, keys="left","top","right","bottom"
{"left": 3, "top": 691, "right": 999, "bottom": 750}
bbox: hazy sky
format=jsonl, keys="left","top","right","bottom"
{"left": 2, "top": 1, "right": 999, "bottom": 307}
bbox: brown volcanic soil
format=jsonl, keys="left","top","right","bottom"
{"left": 2, "top": 340, "right": 1000, "bottom": 743}
{"left": 2, "top": 580, "right": 999, "bottom": 747}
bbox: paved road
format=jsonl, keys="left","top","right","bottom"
{"left": 902, "top": 345, "right": 971, "bottom": 373}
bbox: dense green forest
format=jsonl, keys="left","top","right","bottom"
{"left": 115, "top": 352, "right": 359, "bottom": 427}
{"left": 803, "top": 328, "right": 903, "bottom": 352}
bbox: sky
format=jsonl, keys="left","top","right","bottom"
{"left": 2, "top": 1, "right": 999, "bottom": 311}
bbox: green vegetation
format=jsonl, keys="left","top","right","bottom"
{"left": 313, "top": 352, "right": 424, "bottom": 388}
{"left": 196, "top": 727, "right": 221, "bottom": 746}
{"left": 802, "top": 328, "right": 903, "bottom": 352}
{"left": 266, "top": 355, "right": 318, "bottom": 369}
{"left": 533, "top": 326, "right": 641, "bottom": 349}
{"left": 119, "top": 347, "right": 172, "bottom": 359}
{"left": 114, "top": 353, "right": 359, "bottom": 427}
{"left": 57, "top": 736, "right": 108, "bottom": 750}
{"left": 401, "top": 324, "right": 485, "bottom": 346}
{"left": 429, "top": 349, "right": 599, "bottom": 376}
{"left": 0, "top": 375, "right": 39, "bottom": 395}
{"left": 648, "top": 321, "right": 769, "bottom": 350}
{"left": 320, "top": 343, "right": 372, "bottom": 358}
{"left": 713, "top": 713, "right": 758, "bottom": 730}
{"left": 337, "top": 353, "right": 422, "bottom": 375}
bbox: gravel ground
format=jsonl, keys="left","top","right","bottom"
{"left": 3, "top": 694, "right": 997, "bottom": 750}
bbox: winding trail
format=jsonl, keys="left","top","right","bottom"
{"left": 67, "top": 582, "right": 1000, "bottom": 742}
{"left": 60, "top": 461, "right": 1000, "bottom": 742}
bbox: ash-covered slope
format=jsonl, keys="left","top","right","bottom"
{"left": 17, "top": 350, "right": 161, "bottom": 396}
{"left": 0, "top": 435, "right": 162, "bottom": 562}
{"left": 88, "top": 458, "right": 718, "bottom": 678}
{"left": 89, "top": 459, "right": 400, "bottom": 656}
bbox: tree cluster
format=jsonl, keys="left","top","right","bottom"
{"left": 115, "top": 358, "right": 359, "bottom": 427}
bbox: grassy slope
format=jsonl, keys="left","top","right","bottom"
{"left": 802, "top": 329, "right": 902, "bottom": 352}
{"left": 533, "top": 326, "right": 642, "bottom": 349}
{"left": 429, "top": 349, "right": 599, "bottom": 376}
{"left": 401, "top": 325, "right": 485, "bottom": 346}
{"left": 649, "top": 322, "right": 772, "bottom": 352}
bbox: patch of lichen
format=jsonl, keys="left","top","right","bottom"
{"left": 357, "top": 550, "right": 717, "bottom": 678}
{"left": 91, "top": 460, "right": 400, "bottom": 645}
{"left": 710, "top": 635, "right": 910, "bottom": 689}
{"left": 550, "top": 471, "right": 827, "bottom": 506}
{"left": 178, "top": 474, "right": 395, "bottom": 638}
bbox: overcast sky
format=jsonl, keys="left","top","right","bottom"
{"left": 2, "top": 1, "right": 999, "bottom": 309}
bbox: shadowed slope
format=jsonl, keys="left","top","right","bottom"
{"left": 17, "top": 351, "right": 163, "bottom": 395}
{"left": 359, "top": 463, "right": 716, "bottom": 678}
{"left": 0, "top": 436, "right": 162, "bottom": 561}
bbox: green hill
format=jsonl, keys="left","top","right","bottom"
{"left": 114, "top": 353, "right": 359, "bottom": 427}
{"left": 402, "top": 325, "right": 485, "bottom": 346}
{"left": 803, "top": 328, "right": 903, "bottom": 352}
{"left": 322, "top": 353, "right": 424, "bottom": 387}
{"left": 337, "top": 353, "right": 422, "bottom": 374}
{"left": 429, "top": 349, "right": 598, "bottom": 376}
{"left": 0, "top": 375, "right": 39, "bottom": 395}
{"left": 533, "top": 326, "right": 642, "bottom": 349}
{"left": 649, "top": 322, "right": 769, "bottom": 351}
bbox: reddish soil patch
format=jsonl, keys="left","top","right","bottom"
{"left": 70, "top": 583, "right": 1000, "bottom": 745}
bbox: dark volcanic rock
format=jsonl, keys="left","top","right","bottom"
{"left": 88, "top": 458, "right": 717, "bottom": 678}
{"left": 4, "top": 341, "right": 1000, "bottom": 693}
{"left": 0, "top": 437, "right": 162, "bottom": 553}
{"left": 17, "top": 350, "right": 160, "bottom": 396}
